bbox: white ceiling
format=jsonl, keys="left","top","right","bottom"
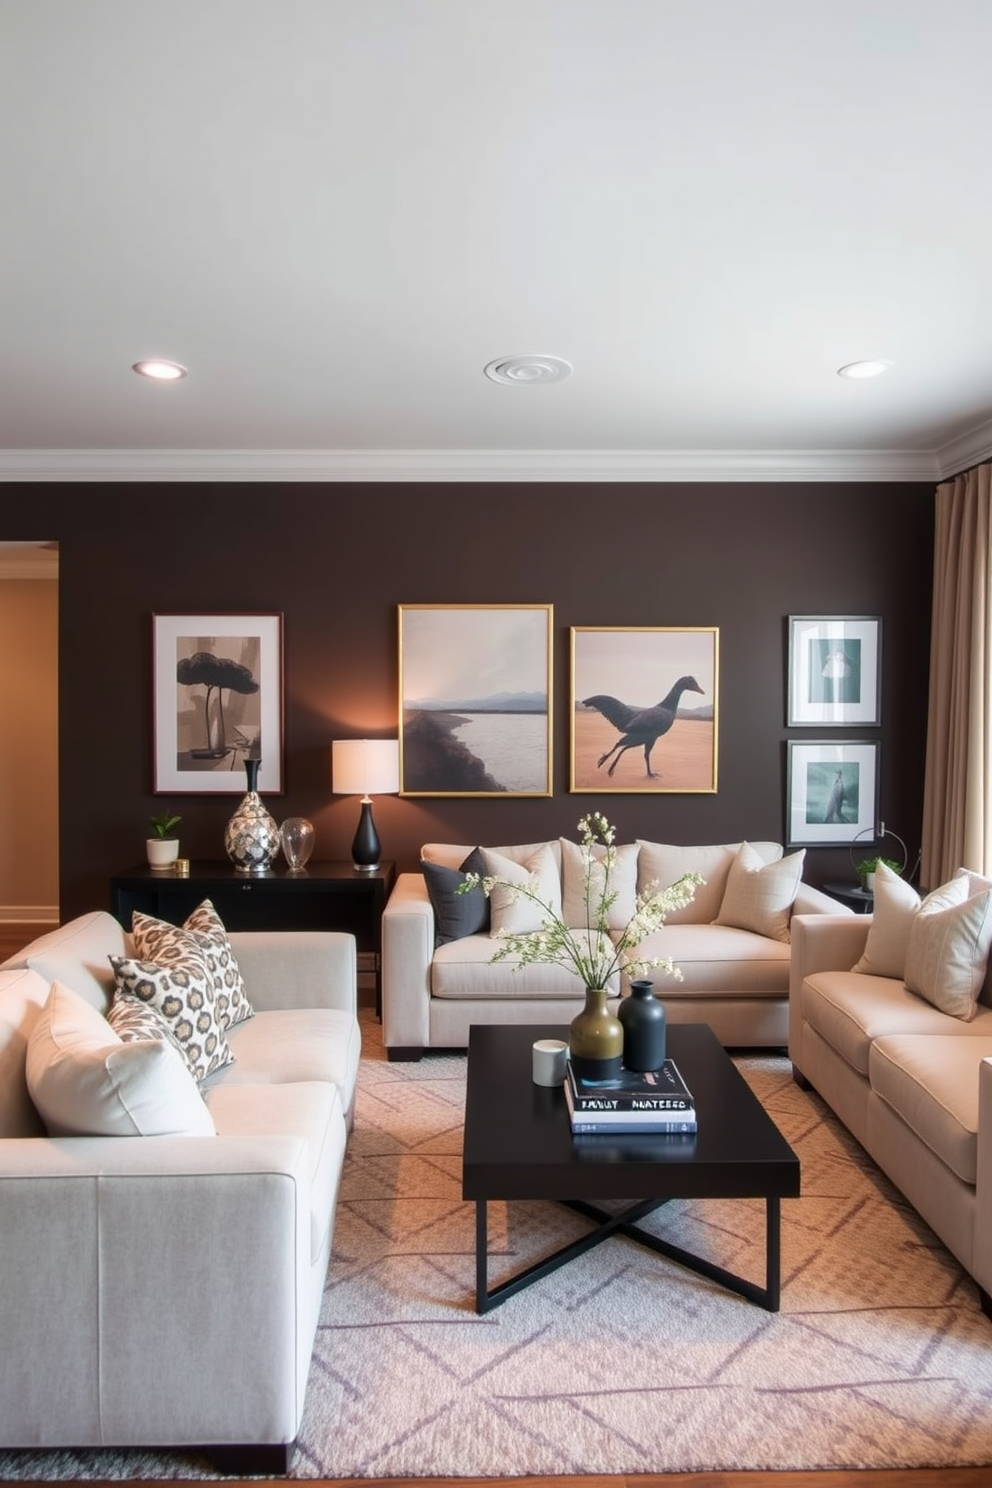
{"left": 2, "top": 0, "right": 991, "bottom": 484}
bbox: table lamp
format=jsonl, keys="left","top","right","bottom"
{"left": 332, "top": 739, "right": 400, "bottom": 871}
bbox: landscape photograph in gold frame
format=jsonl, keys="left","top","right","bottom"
{"left": 570, "top": 626, "right": 718, "bottom": 793}
{"left": 399, "top": 603, "right": 553, "bottom": 797}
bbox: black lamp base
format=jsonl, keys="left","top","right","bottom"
{"left": 351, "top": 798, "right": 381, "bottom": 871}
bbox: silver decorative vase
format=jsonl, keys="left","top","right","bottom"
{"left": 224, "top": 758, "right": 281, "bottom": 873}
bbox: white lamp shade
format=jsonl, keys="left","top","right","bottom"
{"left": 332, "top": 739, "right": 399, "bottom": 796}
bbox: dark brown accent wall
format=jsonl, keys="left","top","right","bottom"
{"left": 1, "top": 480, "right": 934, "bottom": 921}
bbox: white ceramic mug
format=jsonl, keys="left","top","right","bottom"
{"left": 532, "top": 1038, "right": 569, "bottom": 1087}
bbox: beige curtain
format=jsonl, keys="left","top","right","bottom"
{"left": 921, "top": 462, "right": 992, "bottom": 885}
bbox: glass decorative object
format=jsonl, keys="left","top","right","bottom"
{"left": 280, "top": 817, "right": 316, "bottom": 872}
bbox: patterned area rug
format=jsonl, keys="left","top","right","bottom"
{"left": 4, "top": 1008, "right": 992, "bottom": 1479}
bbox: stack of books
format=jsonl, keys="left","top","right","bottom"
{"left": 564, "top": 1058, "right": 697, "bottom": 1134}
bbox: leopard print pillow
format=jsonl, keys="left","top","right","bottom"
{"left": 131, "top": 900, "right": 253, "bottom": 1031}
{"left": 109, "top": 953, "right": 233, "bottom": 1083}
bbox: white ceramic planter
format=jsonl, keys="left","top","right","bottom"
{"left": 146, "top": 838, "right": 180, "bottom": 869}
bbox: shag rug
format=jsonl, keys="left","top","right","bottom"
{"left": 5, "top": 1008, "right": 992, "bottom": 1479}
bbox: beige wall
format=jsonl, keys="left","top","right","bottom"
{"left": 0, "top": 575, "right": 58, "bottom": 916}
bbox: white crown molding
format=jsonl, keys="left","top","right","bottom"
{"left": 935, "top": 416, "right": 992, "bottom": 480}
{"left": 0, "top": 446, "right": 940, "bottom": 483}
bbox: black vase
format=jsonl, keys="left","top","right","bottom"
{"left": 618, "top": 979, "right": 667, "bottom": 1071}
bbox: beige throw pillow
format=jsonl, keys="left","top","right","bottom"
{"left": 851, "top": 862, "right": 923, "bottom": 978}
{"left": 26, "top": 981, "right": 215, "bottom": 1138}
{"left": 482, "top": 844, "right": 563, "bottom": 936}
{"left": 715, "top": 841, "right": 805, "bottom": 943}
{"left": 904, "top": 883, "right": 992, "bottom": 1021}
{"left": 559, "top": 838, "right": 638, "bottom": 930}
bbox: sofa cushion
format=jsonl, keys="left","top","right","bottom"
{"left": 904, "top": 886, "right": 992, "bottom": 1021}
{"left": 802, "top": 969, "right": 992, "bottom": 1077}
{"left": 209, "top": 1007, "right": 362, "bottom": 1120}
{"left": 482, "top": 843, "right": 563, "bottom": 935}
{"left": 430, "top": 934, "right": 616, "bottom": 998}
{"left": 560, "top": 838, "right": 639, "bottom": 930}
{"left": 715, "top": 842, "right": 805, "bottom": 943}
{"left": 109, "top": 954, "right": 234, "bottom": 1083}
{"left": 637, "top": 841, "right": 783, "bottom": 925}
{"left": 852, "top": 862, "right": 923, "bottom": 977}
{"left": 869, "top": 1034, "right": 992, "bottom": 1185}
{"left": 422, "top": 848, "right": 490, "bottom": 944}
{"left": 22, "top": 910, "right": 128, "bottom": 1013}
{"left": 25, "top": 980, "right": 215, "bottom": 1138}
{"left": 628, "top": 923, "right": 791, "bottom": 996}
{"left": 132, "top": 901, "right": 253, "bottom": 1031}
{"left": 205, "top": 1079, "right": 345, "bottom": 1263}
{"left": 422, "top": 840, "right": 563, "bottom": 873}
{"left": 0, "top": 967, "right": 51, "bottom": 1137}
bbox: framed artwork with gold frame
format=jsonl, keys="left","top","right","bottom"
{"left": 570, "top": 626, "right": 718, "bottom": 793}
{"left": 398, "top": 603, "right": 553, "bottom": 796}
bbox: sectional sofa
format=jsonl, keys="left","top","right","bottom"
{"left": 382, "top": 836, "right": 848, "bottom": 1058}
{"left": 790, "top": 863, "right": 992, "bottom": 1311}
{"left": 0, "top": 907, "right": 360, "bottom": 1470}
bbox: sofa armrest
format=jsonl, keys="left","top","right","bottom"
{"left": 0, "top": 1133, "right": 316, "bottom": 1446}
{"left": 228, "top": 929, "right": 357, "bottom": 1015}
{"left": 789, "top": 912, "right": 872, "bottom": 1067}
{"left": 381, "top": 873, "right": 434, "bottom": 1053}
{"left": 975, "top": 1059, "right": 992, "bottom": 1303}
{"left": 795, "top": 882, "right": 856, "bottom": 916}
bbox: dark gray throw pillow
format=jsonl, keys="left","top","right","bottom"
{"left": 423, "top": 848, "right": 490, "bottom": 945}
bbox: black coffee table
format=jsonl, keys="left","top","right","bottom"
{"left": 462, "top": 1022, "right": 800, "bottom": 1314}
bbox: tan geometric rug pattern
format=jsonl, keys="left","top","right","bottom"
{"left": 3, "top": 1007, "right": 992, "bottom": 1478}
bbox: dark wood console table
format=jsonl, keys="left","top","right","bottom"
{"left": 110, "top": 860, "right": 396, "bottom": 1014}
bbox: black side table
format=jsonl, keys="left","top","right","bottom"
{"left": 822, "top": 880, "right": 874, "bottom": 914}
{"left": 111, "top": 860, "right": 396, "bottom": 1014}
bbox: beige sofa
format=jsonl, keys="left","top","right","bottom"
{"left": 0, "top": 909, "right": 360, "bottom": 1471}
{"left": 382, "top": 837, "right": 847, "bottom": 1059}
{"left": 789, "top": 865, "right": 992, "bottom": 1313}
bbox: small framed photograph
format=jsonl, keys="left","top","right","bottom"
{"left": 398, "top": 603, "right": 553, "bottom": 796}
{"left": 786, "top": 740, "right": 878, "bottom": 846}
{"left": 570, "top": 626, "right": 718, "bottom": 793}
{"left": 153, "top": 613, "right": 284, "bottom": 794}
{"left": 787, "top": 615, "right": 881, "bottom": 726}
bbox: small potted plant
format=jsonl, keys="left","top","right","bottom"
{"left": 147, "top": 809, "right": 182, "bottom": 869}
{"left": 856, "top": 855, "right": 902, "bottom": 893}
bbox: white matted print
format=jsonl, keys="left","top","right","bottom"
{"left": 153, "top": 613, "right": 284, "bottom": 794}
{"left": 787, "top": 740, "right": 878, "bottom": 846}
{"left": 399, "top": 604, "right": 552, "bottom": 796}
{"left": 788, "top": 615, "right": 881, "bottom": 726}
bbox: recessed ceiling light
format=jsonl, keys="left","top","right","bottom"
{"left": 484, "top": 355, "right": 572, "bottom": 385}
{"left": 836, "top": 360, "right": 893, "bottom": 380}
{"left": 132, "top": 359, "right": 187, "bottom": 381}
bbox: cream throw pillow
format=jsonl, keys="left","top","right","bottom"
{"left": 26, "top": 980, "right": 215, "bottom": 1138}
{"left": 851, "top": 862, "right": 924, "bottom": 978}
{"left": 559, "top": 838, "right": 638, "bottom": 930}
{"left": 482, "top": 844, "right": 563, "bottom": 936}
{"left": 715, "top": 841, "right": 805, "bottom": 943}
{"left": 904, "top": 882, "right": 992, "bottom": 1021}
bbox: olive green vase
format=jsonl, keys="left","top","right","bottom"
{"left": 569, "top": 986, "right": 624, "bottom": 1081}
